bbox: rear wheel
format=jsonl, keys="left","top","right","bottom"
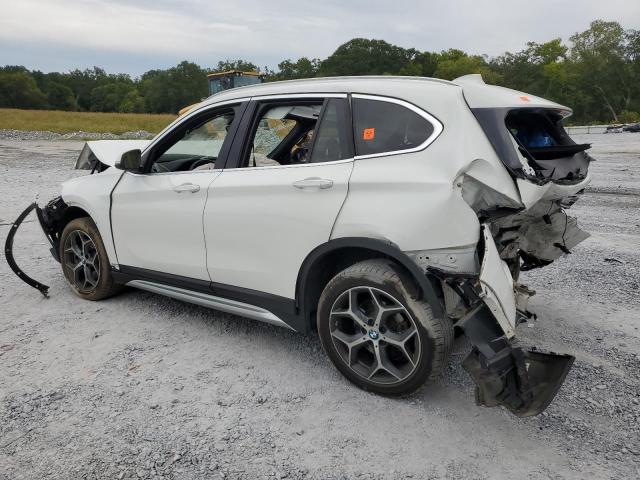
{"left": 60, "top": 217, "right": 121, "bottom": 301}
{"left": 317, "top": 259, "right": 453, "bottom": 395}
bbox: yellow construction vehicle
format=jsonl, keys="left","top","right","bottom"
{"left": 179, "top": 70, "right": 264, "bottom": 116}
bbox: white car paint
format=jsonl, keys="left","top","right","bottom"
{"left": 332, "top": 85, "right": 521, "bottom": 251}
{"left": 111, "top": 170, "right": 220, "bottom": 280}
{"left": 479, "top": 227, "right": 516, "bottom": 338}
{"left": 455, "top": 74, "right": 570, "bottom": 113}
{"left": 60, "top": 166, "right": 123, "bottom": 264}
{"left": 54, "top": 76, "right": 590, "bottom": 343}
{"left": 204, "top": 161, "right": 353, "bottom": 297}
{"left": 77, "top": 140, "right": 151, "bottom": 168}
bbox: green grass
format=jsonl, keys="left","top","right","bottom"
{"left": 0, "top": 108, "right": 176, "bottom": 134}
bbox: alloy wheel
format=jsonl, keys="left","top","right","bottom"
{"left": 63, "top": 230, "right": 100, "bottom": 292}
{"left": 329, "top": 286, "right": 422, "bottom": 385}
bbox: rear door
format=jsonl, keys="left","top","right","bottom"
{"left": 204, "top": 95, "right": 354, "bottom": 298}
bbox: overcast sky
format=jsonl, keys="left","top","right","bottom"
{"left": 1, "top": 0, "right": 638, "bottom": 76}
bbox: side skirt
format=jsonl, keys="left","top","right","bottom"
{"left": 112, "top": 265, "right": 303, "bottom": 332}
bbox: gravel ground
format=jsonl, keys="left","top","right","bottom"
{"left": 0, "top": 133, "right": 639, "bottom": 480}
{"left": 0, "top": 129, "right": 155, "bottom": 141}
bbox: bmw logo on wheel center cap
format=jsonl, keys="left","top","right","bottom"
{"left": 368, "top": 329, "right": 379, "bottom": 340}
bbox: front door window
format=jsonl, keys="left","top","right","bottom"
{"left": 150, "top": 108, "right": 237, "bottom": 173}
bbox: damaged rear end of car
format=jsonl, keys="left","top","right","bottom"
{"left": 436, "top": 75, "right": 592, "bottom": 416}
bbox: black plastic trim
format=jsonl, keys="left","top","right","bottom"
{"left": 296, "top": 237, "right": 445, "bottom": 324}
{"left": 4, "top": 203, "right": 50, "bottom": 296}
{"left": 114, "top": 265, "right": 210, "bottom": 293}
{"left": 458, "top": 305, "right": 574, "bottom": 417}
{"left": 223, "top": 100, "right": 257, "bottom": 169}
{"left": 112, "top": 265, "right": 304, "bottom": 332}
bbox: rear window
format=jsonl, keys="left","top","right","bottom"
{"left": 507, "top": 111, "right": 560, "bottom": 148}
{"left": 352, "top": 97, "right": 435, "bottom": 157}
{"left": 506, "top": 110, "right": 590, "bottom": 160}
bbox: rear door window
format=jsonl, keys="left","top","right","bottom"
{"left": 352, "top": 96, "right": 437, "bottom": 157}
{"left": 246, "top": 103, "right": 322, "bottom": 167}
{"left": 237, "top": 97, "right": 353, "bottom": 168}
{"left": 310, "top": 98, "right": 354, "bottom": 163}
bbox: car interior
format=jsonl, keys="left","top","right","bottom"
{"left": 148, "top": 99, "right": 350, "bottom": 173}
{"left": 506, "top": 109, "right": 591, "bottom": 182}
{"left": 246, "top": 103, "right": 322, "bottom": 168}
{"left": 150, "top": 111, "right": 235, "bottom": 173}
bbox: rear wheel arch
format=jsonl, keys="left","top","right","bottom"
{"left": 295, "top": 237, "right": 445, "bottom": 332}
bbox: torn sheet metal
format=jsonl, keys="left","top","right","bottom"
{"left": 75, "top": 140, "right": 150, "bottom": 170}
{"left": 478, "top": 226, "right": 516, "bottom": 338}
{"left": 458, "top": 171, "right": 523, "bottom": 220}
{"left": 406, "top": 245, "right": 479, "bottom": 275}
{"left": 493, "top": 201, "right": 590, "bottom": 267}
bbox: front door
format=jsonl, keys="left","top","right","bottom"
{"left": 204, "top": 96, "right": 355, "bottom": 298}
{"left": 111, "top": 103, "right": 244, "bottom": 280}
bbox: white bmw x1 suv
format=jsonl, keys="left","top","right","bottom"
{"left": 7, "top": 75, "right": 592, "bottom": 417}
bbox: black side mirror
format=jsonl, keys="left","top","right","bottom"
{"left": 116, "top": 149, "right": 142, "bottom": 171}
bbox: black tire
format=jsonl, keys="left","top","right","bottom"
{"left": 59, "top": 217, "right": 122, "bottom": 301}
{"left": 317, "top": 259, "right": 453, "bottom": 395}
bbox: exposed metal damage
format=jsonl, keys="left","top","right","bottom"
{"left": 419, "top": 217, "right": 584, "bottom": 416}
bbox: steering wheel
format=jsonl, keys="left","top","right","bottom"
{"left": 151, "top": 162, "right": 170, "bottom": 173}
{"left": 190, "top": 156, "right": 214, "bottom": 170}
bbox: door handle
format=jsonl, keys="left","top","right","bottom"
{"left": 173, "top": 183, "right": 200, "bottom": 193}
{"left": 292, "top": 177, "right": 334, "bottom": 190}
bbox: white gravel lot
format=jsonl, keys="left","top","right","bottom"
{"left": 0, "top": 132, "right": 639, "bottom": 480}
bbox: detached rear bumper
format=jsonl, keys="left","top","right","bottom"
{"left": 426, "top": 226, "right": 574, "bottom": 417}
{"left": 458, "top": 306, "right": 574, "bottom": 417}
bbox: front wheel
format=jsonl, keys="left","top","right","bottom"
{"left": 317, "top": 259, "right": 453, "bottom": 395}
{"left": 59, "top": 217, "right": 121, "bottom": 301}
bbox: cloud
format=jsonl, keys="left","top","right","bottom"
{"left": 1, "top": 0, "right": 638, "bottom": 74}
{"left": 1, "top": 0, "right": 245, "bottom": 55}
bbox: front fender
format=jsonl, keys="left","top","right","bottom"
{"left": 60, "top": 168, "right": 123, "bottom": 266}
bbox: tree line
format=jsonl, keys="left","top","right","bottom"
{"left": 1, "top": 20, "right": 638, "bottom": 124}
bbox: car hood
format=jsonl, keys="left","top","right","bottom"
{"left": 75, "top": 140, "right": 151, "bottom": 170}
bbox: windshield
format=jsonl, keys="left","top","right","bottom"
{"left": 234, "top": 76, "right": 262, "bottom": 88}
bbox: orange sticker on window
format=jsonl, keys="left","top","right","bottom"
{"left": 363, "top": 128, "right": 375, "bottom": 140}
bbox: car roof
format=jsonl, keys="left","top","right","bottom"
{"left": 200, "top": 76, "right": 457, "bottom": 104}
{"left": 199, "top": 74, "right": 570, "bottom": 114}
